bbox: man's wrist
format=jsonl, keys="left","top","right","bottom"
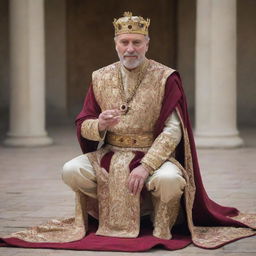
{"left": 98, "top": 121, "right": 106, "bottom": 132}
{"left": 141, "top": 162, "right": 154, "bottom": 175}
{"left": 97, "top": 122, "right": 107, "bottom": 139}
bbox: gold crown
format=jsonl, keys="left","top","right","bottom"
{"left": 113, "top": 12, "right": 150, "bottom": 36}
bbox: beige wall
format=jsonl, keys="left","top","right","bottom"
{"left": 177, "top": 0, "right": 196, "bottom": 123}
{"left": 0, "top": 0, "right": 255, "bottom": 127}
{"left": 45, "top": 0, "right": 67, "bottom": 122}
{"left": 237, "top": 0, "right": 256, "bottom": 126}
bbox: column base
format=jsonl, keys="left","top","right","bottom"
{"left": 195, "top": 134, "right": 244, "bottom": 149}
{"left": 3, "top": 135, "right": 53, "bottom": 147}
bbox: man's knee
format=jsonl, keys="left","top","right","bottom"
{"left": 148, "top": 162, "right": 186, "bottom": 203}
{"left": 62, "top": 159, "right": 79, "bottom": 190}
{"left": 62, "top": 155, "right": 97, "bottom": 194}
{"left": 158, "top": 172, "right": 186, "bottom": 193}
{"left": 158, "top": 164, "right": 185, "bottom": 183}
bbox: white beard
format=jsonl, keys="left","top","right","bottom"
{"left": 117, "top": 52, "right": 145, "bottom": 70}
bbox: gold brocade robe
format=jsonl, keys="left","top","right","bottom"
{"left": 84, "top": 59, "right": 177, "bottom": 237}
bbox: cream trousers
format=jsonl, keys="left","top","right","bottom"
{"left": 62, "top": 154, "right": 186, "bottom": 203}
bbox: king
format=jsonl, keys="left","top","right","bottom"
{"left": 68, "top": 11, "right": 186, "bottom": 239}
{"left": 8, "top": 12, "right": 255, "bottom": 250}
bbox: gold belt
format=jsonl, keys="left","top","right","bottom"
{"left": 106, "top": 132, "right": 154, "bottom": 148}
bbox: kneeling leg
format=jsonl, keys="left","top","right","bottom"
{"left": 62, "top": 154, "right": 97, "bottom": 199}
{"left": 146, "top": 161, "right": 186, "bottom": 239}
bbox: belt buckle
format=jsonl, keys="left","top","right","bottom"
{"left": 118, "top": 135, "right": 137, "bottom": 146}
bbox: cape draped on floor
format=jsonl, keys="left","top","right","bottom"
{"left": 1, "top": 73, "right": 255, "bottom": 251}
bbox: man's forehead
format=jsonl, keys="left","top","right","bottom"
{"left": 116, "top": 33, "right": 146, "bottom": 41}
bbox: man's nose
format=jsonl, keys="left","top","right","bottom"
{"left": 126, "top": 43, "right": 135, "bottom": 53}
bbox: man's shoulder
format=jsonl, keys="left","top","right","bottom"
{"left": 92, "top": 61, "right": 119, "bottom": 78}
{"left": 148, "top": 60, "right": 176, "bottom": 82}
{"left": 148, "top": 59, "right": 176, "bottom": 73}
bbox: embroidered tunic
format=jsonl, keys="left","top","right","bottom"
{"left": 83, "top": 59, "right": 181, "bottom": 237}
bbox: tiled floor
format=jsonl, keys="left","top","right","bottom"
{"left": 0, "top": 126, "right": 255, "bottom": 256}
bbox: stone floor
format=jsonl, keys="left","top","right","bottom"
{"left": 0, "top": 126, "right": 255, "bottom": 256}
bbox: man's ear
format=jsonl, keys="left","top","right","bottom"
{"left": 113, "top": 37, "right": 117, "bottom": 46}
{"left": 145, "top": 42, "right": 149, "bottom": 52}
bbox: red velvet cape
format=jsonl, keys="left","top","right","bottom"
{"left": 0, "top": 73, "right": 253, "bottom": 251}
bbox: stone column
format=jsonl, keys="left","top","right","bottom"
{"left": 4, "top": 0, "right": 52, "bottom": 146}
{"left": 195, "top": 0, "right": 243, "bottom": 148}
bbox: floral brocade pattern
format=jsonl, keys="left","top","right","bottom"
{"left": 88, "top": 147, "right": 141, "bottom": 237}
{"left": 81, "top": 119, "right": 103, "bottom": 141}
{"left": 92, "top": 60, "right": 175, "bottom": 135}
{"left": 193, "top": 226, "right": 256, "bottom": 248}
{"left": 152, "top": 195, "right": 180, "bottom": 239}
{"left": 9, "top": 217, "right": 85, "bottom": 243}
{"left": 141, "top": 133, "right": 177, "bottom": 170}
{"left": 8, "top": 192, "right": 87, "bottom": 243}
{"left": 230, "top": 212, "right": 256, "bottom": 229}
{"left": 175, "top": 109, "right": 196, "bottom": 235}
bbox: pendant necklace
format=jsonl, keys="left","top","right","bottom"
{"left": 118, "top": 61, "right": 149, "bottom": 115}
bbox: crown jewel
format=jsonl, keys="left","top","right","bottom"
{"left": 113, "top": 12, "right": 150, "bottom": 36}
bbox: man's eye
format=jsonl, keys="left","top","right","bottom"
{"left": 133, "top": 41, "right": 141, "bottom": 45}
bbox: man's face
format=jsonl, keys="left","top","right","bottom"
{"left": 115, "top": 33, "right": 149, "bottom": 70}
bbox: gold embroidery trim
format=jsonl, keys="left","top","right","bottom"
{"left": 230, "top": 212, "right": 256, "bottom": 229}
{"left": 174, "top": 107, "right": 196, "bottom": 236}
{"left": 192, "top": 226, "right": 256, "bottom": 248}
{"left": 87, "top": 148, "right": 140, "bottom": 238}
{"left": 8, "top": 192, "right": 87, "bottom": 243}
{"left": 81, "top": 119, "right": 104, "bottom": 141}
{"left": 106, "top": 132, "right": 154, "bottom": 148}
{"left": 117, "top": 60, "right": 150, "bottom": 115}
{"left": 152, "top": 195, "right": 180, "bottom": 240}
{"left": 141, "top": 133, "right": 178, "bottom": 170}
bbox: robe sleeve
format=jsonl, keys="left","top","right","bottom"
{"left": 81, "top": 119, "right": 105, "bottom": 141}
{"left": 75, "top": 84, "right": 102, "bottom": 153}
{"left": 140, "top": 109, "right": 182, "bottom": 173}
{"left": 140, "top": 73, "right": 183, "bottom": 174}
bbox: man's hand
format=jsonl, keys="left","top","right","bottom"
{"left": 127, "top": 165, "right": 149, "bottom": 196}
{"left": 98, "top": 109, "right": 121, "bottom": 131}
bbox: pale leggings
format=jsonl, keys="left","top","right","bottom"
{"left": 62, "top": 154, "right": 186, "bottom": 204}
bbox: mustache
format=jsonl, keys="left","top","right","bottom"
{"left": 123, "top": 53, "right": 138, "bottom": 57}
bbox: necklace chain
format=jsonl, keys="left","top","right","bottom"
{"left": 117, "top": 61, "right": 149, "bottom": 114}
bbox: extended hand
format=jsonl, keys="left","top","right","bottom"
{"left": 127, "top": 165, "right": 149, "bottom": 196}
{"left": 98, "top": 109, "right": 121, "bottom": 131}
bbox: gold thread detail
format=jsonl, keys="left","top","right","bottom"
{"left": 106, "top": 132, "right": 153, "bottom": 148}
